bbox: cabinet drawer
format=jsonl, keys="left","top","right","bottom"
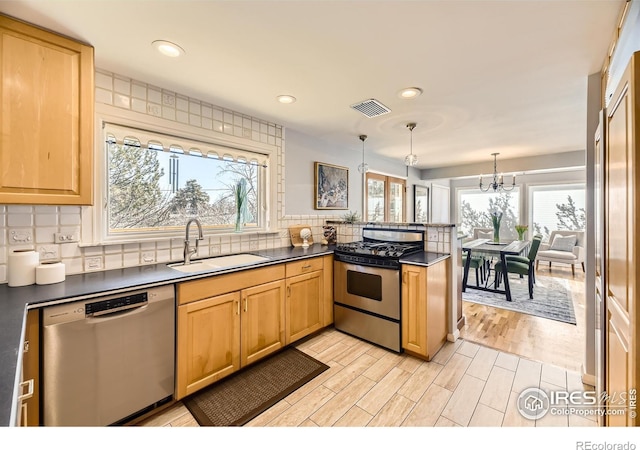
{"left": 178, "top": 264, "right": 285, "bottom": 305}
{"left": 285, "top": 257, "right": 323, "bottom": 278}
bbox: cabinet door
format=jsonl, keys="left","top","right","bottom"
{"left": 286, "top": 271, "right": 323, "bottom": 344}
{"left": 402, "top": 261, "right": 448, "bottom": 360}
{"left": 402, "top": 265, "right": 427, "bottom": 356}
{"left": 322, "top": 255, "right": 334, "bottom": 326}
{"left": 0, "top": 15, "right": 94, "bottom": 205}
{"left": 20, "top": 309, "right": 39, "bottom": 426}
{"left": 176, "top": 292, "right": 241, "bottom": 399}
{"left": 425, "top": 259, "right": 448, "bottom": 360}
{"left": 241, "top": 280, "right": 286, "bottom": 367}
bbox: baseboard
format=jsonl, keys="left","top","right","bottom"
{"left": 581, "top": 366, "right": 596, "bottom": 387}
{"left": 447, "top": 329, "right": 460, "bottom": 342}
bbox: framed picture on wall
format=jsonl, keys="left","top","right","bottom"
{"left": 414, "top": 185, "right": 429, "bottom": 222}
{"left": 314, "top": 162, "right": 349, "bottom": 209}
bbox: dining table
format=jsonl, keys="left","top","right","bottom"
{"left": 461, "top": 238, "right": 531, "bottom": 302}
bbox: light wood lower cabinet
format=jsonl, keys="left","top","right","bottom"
{"left": 401, "top": 259, "right": 449, "bottom": 361}
{"left": 322, "top": 255, "right": 334, "bottom": 326}
{"left": 18, "top": 309, "right": 39, "bottom": 426}
{"left": 176, "top": 292, "right": 241, "bottom": 399}
{"left": 176, "top": 257, "right": 330, "bottom": 399}
{"left": 241, "top": 280, "right": 286, "bottom": 367}
{"left": 176, "top": 266, "right": 286, "bottom": 400}
{"left": 286, "top": 271, "right": 323, "bottom": 344}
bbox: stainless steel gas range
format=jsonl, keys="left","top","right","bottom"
{"left": 333, "top": 228, "right": 424, "bottom": 352}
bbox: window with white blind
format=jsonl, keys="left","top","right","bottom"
{"left": 94, "top": 121, "right": 273, "bottom": 242}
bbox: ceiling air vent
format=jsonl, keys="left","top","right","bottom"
{"left": 350, "top": 98, "right": 391, "bottom": 118}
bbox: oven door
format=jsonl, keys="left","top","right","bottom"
{"left": 333, "top": 260, "right": 400, "bottom": 320}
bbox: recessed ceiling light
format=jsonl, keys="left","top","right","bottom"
{"left": 277, "top": 95, "right": 296, "bottom": 104}
{"left": 398, "top": 87, "right": 423, "bottom": 99}
{"left": 152, "top": 40, "right": 185, "bottom": 58}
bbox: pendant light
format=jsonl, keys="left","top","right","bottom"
{"left": 357, "top": 134, "right": 369, "bottom": 173}
{"left": 404, "top": 123, "right": 418, "bottom": 166}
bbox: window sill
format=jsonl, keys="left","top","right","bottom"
{"left": 79, "top": 229, "right": 281, "bottom": 248}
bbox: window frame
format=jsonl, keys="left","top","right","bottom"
{"left": 83, "top": 105, "right": 278, "bottom": 246}
{"left": 365, "top": 172, "right": 406, "bottom": 222}
{"left": 527, "top": 182, "right": 586, "bottom": 242}
{"left": 455, "top": 186, "right": 522, "bottom": 240}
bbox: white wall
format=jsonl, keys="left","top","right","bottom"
{"left": 285, "top": 128, "right": 425, "bottom": 221}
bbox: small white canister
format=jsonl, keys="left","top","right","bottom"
{"left": 36, "top": 261, "right": 66, "bottom": 285}
{"left": 8, "top": 249, "right": 39, "bottom": 287}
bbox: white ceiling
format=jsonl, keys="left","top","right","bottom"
{"left": 0, "top": 0, "right": 623, "bottom": 169}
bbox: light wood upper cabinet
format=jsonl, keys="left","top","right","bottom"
{"left": 0, "top": 14, "right": 94, "bottom": 205}
{"left": 401, "top": 258, "right": 449, "bottom": 361}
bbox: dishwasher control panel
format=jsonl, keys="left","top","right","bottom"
{"left": 42, "top": 285, "right": 175, "bottom": 326}
{"left": 85, "top": 292, "right": 147, "bottom": 316}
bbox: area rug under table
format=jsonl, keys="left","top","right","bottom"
{"left": 183, "top": 347, "right": 329, "bottom": 426}
{"left": 462, "top": 275, "right": 577, "bottom": 325}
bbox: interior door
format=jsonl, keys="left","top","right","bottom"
{"left": 603, "top": 51, "right": 637, "bottom": 426}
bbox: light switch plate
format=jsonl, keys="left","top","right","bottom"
{"left": 54, "top": 232, "right": 79, "bottom": 243}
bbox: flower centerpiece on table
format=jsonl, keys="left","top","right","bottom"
{"left": 490, "top": 211, "right": 503, "bottom": 243}
{"left": 515, "top": 224, "right": 528, "bottom": 241}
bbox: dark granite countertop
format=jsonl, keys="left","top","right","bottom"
{"left": 0, "top": 244, "right": 333, "bottom": 426}
{"left": 399, "top": 251, "right": 451, "bottom": 267}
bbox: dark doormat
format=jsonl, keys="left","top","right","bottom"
{"left": 183, "top": 347, "right": 329, "bottom": 426}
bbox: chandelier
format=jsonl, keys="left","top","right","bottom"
{"left": 357, "top": 134, "right": 369, "bottom": 174}
{"left": 404, "top": 123, "right": 418, "bottom": 166}
{"left": 479, "top": 152, "right": 516, "bottom": 192}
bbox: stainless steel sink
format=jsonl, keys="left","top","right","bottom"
{"left": 168, "top": 253, "right": 269, "bottom": 273}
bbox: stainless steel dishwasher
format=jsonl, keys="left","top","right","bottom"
{"left": 42, "top": 284, "right": 175, "bottom": 426}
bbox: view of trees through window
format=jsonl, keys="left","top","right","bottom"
{"left": 458, "top": 189, "right": 520, "bottom": 240}
{"left": 530, "top": 185, "right": 585, "bottom": 242}
{"left": 458, "top": 184, "right": 586, "bottom": 243}
{"left": 107, "top": 139, "right": 259, "bottom": 234}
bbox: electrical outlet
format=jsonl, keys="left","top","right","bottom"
{"left": 38, "top": 245, "right": 59, "bottom": 261}
{"left": 55, "top": 232, "right": 79, "bottom": 243}
{"left": 9, "top": 229, "right": 33, "bottom": 244}
{"left": 85, "top": 256, "right": 103, "bottom": 271}
{"left": 162, "top": 93, "right": 175, "bottom": 107}
{"left": 427, "top": 230, "right": 438, "bottom": 241}
{"left": 147, "top": 103, "right": 161, "bottom": 116}
{"left": 141, "top": 252, "right": 156, "bottom": 264}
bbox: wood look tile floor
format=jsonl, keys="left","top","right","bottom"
{"left": 140, "top": 265, "right": 591, "bottom": 428}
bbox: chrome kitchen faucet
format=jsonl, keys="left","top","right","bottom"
{"left": 183, "top": 218, "right": 204, "bottom": 264}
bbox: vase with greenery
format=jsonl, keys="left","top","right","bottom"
{"left": 342, "top": 210, "right": 361, "bottom": 223}
{"left": 491, "top": 211, "right": 503, "bottom": 243}
{"left": 233, "top": 178, "right": 249, "bottom": 233}
{"left": 515, "top": 224, "right": 528, "bottom": 241}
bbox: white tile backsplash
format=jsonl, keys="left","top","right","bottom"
{"left": 0, "top": 69, "right": 328, "bottom": 284}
